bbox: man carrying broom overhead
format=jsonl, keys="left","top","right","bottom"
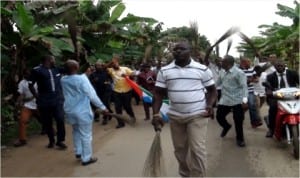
{"left": 152, "top": 40, "right": 217, "bottom": 177}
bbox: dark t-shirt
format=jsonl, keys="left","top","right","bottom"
{"left": 89, "top": 70, "right": 113, "bottom": 97}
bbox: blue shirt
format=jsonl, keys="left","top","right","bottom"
{"left": 61, "top": 74, "right": 106, "bottom": 125}
{"left": 216, "top": 66, "right": 248, "bottom": 106}
{"left": 29, "top": 65, "right": 63, "bottom": 106}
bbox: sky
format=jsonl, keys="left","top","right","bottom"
{"left": 121, "top": 0, "right": 295, "bottom": 57}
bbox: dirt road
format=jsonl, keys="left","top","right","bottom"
{"left": 1, "top": 104, "right": 299, "bottom": 177}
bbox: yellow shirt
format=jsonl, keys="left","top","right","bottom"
{"left": 108, "top": 67, "right": 133, "bottom": 93}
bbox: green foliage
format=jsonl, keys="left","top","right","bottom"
{"left": 1, "top": 114, "right": 42, "bottom": 145}
{"left": 237, "top": 1, "right": 299, "bottom": 70}
{"left": 13, "top": 3, "right": 34, "bottom": 36}
{"left": 109, "top": 2, "right": 125, "bottom": 23}
{"left": 1, "top": 105, "right": 15, "bottom": 125}
{"left": 161, "top": 26, "right": 211, "bottom": 52}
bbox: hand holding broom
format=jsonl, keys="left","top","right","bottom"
{"left": 143, "top": 114, "right": 166, "bottom": 177}
{"left": 151, "top": 114, "right": 164, "bottom": 132}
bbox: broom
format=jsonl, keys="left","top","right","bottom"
{"left": 142, "top": 125, "right": 166, "bottom": 177}
{"left": 96, "top": 110, "right": 135, "bottom": 126}
{"left": 204, "top": 26, "right": 240, "bottom": 65}
{"left": 107, "top": 113, "right": 135, "bottom": 126}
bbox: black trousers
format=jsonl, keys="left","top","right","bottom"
{"left": 132, "top": 90, "right": 140, "bottom": 105}
{"left": 99, "top": 92, "right": 113, "bottom": 119}
{"left": 268, "top": 103, "right": 277, "bottom": 134}
{"left": 216, "top": 104, "right": 245, "bottom": 141}
{"left": 143, "top": 102, "right": 152, "bottom": 119}
{"left": 39, "top": 104, "right": 65, "bottom": 144}
{"left": 113, "top": 91, "right": 135, "bottom": 125}
{"left": 217, "top": 89, "right": 222, "bottom": 101}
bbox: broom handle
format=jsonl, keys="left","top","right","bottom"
{"left": 156, "top": 124, "right": 162, "bottom": 133}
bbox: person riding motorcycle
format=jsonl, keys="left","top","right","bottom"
{"left": 265, "top": 59, "right": 299, "bottom": 138}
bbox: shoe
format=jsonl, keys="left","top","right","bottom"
{"left": 56, "top": 142, "right": 67, "bottom": 150}
{"left": 14, "top": 140, "right": 27, "bottom": 147}
{"left": 47, "top": 142, "right": 55, "bottom": 148}
{"left": 75, "top": 154, "right": 81, "bottom": 159}
{"left": 252, "top": 121, "right": 263, "bottom": 128}
{"left": 266, "top": 131, "right": 273, "bottom": 138}
{"left": 220, "top": 125, "right": 232, "bottom": 137}
{"left": 237, "top": 140, "right": 246, "bottom": 147}
{"left": 82, "top": 157, "right": 98, "bottom": 166}
{"left": 144, "top": 118, "right": 150, "bottom": 121}
{"left": 116, "top": 124, "right": 125, "bottom": 129}
{"left": 94, "top": 118, "right": 100, "bottom": 122}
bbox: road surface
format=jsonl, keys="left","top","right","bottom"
{"left": 1, "top": 104, "right": 299, "bottom": 177}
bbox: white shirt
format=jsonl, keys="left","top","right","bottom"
{"left": 18, "top": 79, "right": 37, "bottom": 109}
{"left": 264, "top": 65, "right": 276, "bottom": 76}
{"left": 253, "top": 72, "right": 267, "bottom": 96}
{"left": 276, "top": 71, "right": 290, "bottom": 88}
{"left": 208, "top": 62, "right": 222, "bottom": 90}
{"left": 156, "top": 59, "right": 215, "bottom": 116}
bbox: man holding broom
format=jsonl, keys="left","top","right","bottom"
{"left": 152, "top": 40, "right": 217, "bottom": 177}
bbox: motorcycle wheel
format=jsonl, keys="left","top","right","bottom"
{"left": 291, "top": 125, "right": 299, "bottom": 159}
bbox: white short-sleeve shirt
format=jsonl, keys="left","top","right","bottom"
{"left": 18, "top": 79, "right": 37, "bottom": 110}
{"left": 156, "top": 59, "right": 214, "bottom": 116}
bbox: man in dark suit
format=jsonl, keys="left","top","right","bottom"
{"left": 265, "top": 59, "right": 299, "bottom": 137}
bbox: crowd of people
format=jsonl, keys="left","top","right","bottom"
{"left": 13, "top": 40, "right": 299, "bottom": 174}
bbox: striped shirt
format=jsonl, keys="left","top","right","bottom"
{"left": 216, "top": 66, "right": 248, "bottom": 106}
{"left": 242, "top": 67, "right": 255, "bottom": 93}
{"left": 155, "top": 59, "right": 214, "bottom": 116}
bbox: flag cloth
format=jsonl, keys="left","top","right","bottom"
{"left": 125, "top": 76, "right": 169, "bottom": 122}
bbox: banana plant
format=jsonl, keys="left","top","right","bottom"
{"left": 1, "top": 1, "right": 74, "bottom": 98}
{"left": 236, "top": 1, "right": 299, "bottom": 69}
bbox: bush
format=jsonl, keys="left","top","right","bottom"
{"left": 1, "top": 104, "right": 42, "bottom": 145}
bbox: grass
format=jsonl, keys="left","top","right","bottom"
{"left": 1, "top": 118, "right": 42, "bottom": 146}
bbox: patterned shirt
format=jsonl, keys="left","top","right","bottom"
{"left": 29, "top": 65, "right": 64, "bottom": 106}
{"left": 216, "top": 66, "right": 248, "bottom": 106}
{"left": 156, "top": 59, "right": 214, "bottom": 116}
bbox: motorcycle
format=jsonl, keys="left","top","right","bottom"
{"left": 264, "top": 84, "right": 300, "bottom": 159}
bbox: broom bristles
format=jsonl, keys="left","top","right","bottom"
{"left": 107, "top": 113, "right": 135, "bottom": 125}
{"left": 143, "top": 131, "right": 166, "bottom": 177}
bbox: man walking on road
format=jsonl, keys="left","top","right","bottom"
{"left": 107, "top": 56, "right": 136, "bottom": 128}
{"left": 216, "top": 55, "right": 248, "bottom": 147}
{"left": 14, "top": 69, "right": 45, "bottom": 147}
{"left": 137, "top": 63, "right": 156, "bottom": 120}
{"left": 152, "top": 41, "right": 217, "bottom": 177}
{"left": 61, "top": 60, "right": 109, "bottom": 166}
{"left": 29, "top": 55, "right": 67, "bottom": 149}
{"left": 90, "top": 61, "right": 113, "bottom": 125}
{"left": 240, "top": 58, "right": 262, "bottom": 128}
